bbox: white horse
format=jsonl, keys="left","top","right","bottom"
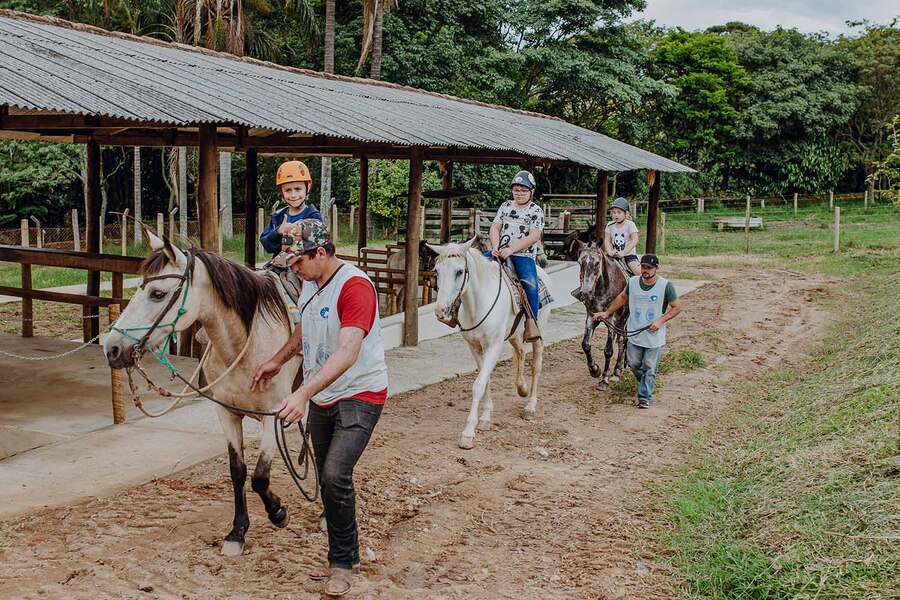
{"left": 428, "top": 239, "right": 551, "bottom": 449}
{"left": 103, "top": 233, "right": 302, "bottom": 557}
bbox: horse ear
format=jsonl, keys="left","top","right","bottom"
{"left": 576, "top": 239, "right": 586, "bottom": 251}
{"left": 148, "top": 231, "right": 165, "bottom": 251}
{"left": 460, "top": 236, "right": 477, "bottom": 253}
{"left": 424, "top": 242, "right": 442, "bottom": 256}
{"left": 162, "top": 236, "right": 187, "bottom": 268}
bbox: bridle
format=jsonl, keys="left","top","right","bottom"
{"left": 436, "top": 251, "right": 503, "bottom": 333}
{"left": 576, "top": 245, "right": 654, "bottom": 339}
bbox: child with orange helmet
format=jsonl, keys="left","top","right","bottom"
{"left": 260, "top": 160, "right": 324, "bottom": 255}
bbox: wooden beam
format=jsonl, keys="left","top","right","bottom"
{"left": 594, "top": 170, "right": 608, "bottom": 243}
{"left": 0, "top": 114, "right": 144, "bottom": 130}
{"left": 85, "top": 141, "right": 102, "bottom": 342}
{"left": 0, "top": 245, "right": 144, "bottom": 272}
{"left": 244, "top": 148, "right": 258, "bottom": 268}
{"left": 198, "top": 124, "right": 219, "bottom": 253}
{"left": 439, "top": 161, "right": 454, "bottom": 243}
{"left": 404, "top": 147, "right": 424, "bottom": 347}
{"left": 358, "top": 157, "right": 369, "bottom": 253}
{"left": 645, "top": 170, "right": 660, "bottom": 254}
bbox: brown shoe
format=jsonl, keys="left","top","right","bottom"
{"left": 524, "top": 318, "right": 542, "bottom": 342}
{"left": 310, "top": 563, "right": 360, "bottom": 581}
{"left": 324, "top": 567, "right": 354, "bottom": 597}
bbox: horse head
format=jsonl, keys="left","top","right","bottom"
{"left": 571, "top": 240, "right": 606, "bottom": 304}
{"left": 425, "top": 237, "right": 478, "bottom": 326}
{"left": 105, "top": 232, "right": 204, "bottom": 368}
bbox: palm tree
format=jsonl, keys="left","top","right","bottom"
{"left": 358, "top": 0, "right": 397, "bottom": 79}
{"left": 319, "top": 0, "right": 336, "bottom": 225}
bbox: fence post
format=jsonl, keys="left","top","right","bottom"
{"left": 697, "top": 198, "right": 703, "bottom": 214}
{"left": 72, "top": 209, "right": 81, "bottom": 251}
{"left": 121, "top": 209, "right": 129, "bottom": 256}
{"left": 169, "top": 207, "right": 177, "bottom": 241}
{"left": 333, "top": 205, "right": 340, "bottom": 242}
{"left": 30, "top": 216, "right": 42, "bottom": 249}
{"left": 21, "top": 263, "right": 32, "bottom": 338}
{"left": 157, "top": 212, "right": 164, "bottom": 238}
{"left": 350, "top": 206, "right": 356, "bottom": 235}
{"left": 829, "top": 190, "right": 834, "bottom": 209}
{"left": 793, "top": 192, "right": 798, "bottom": 215}
{"left": 744, "top": 195, "right": 751, "bottom": 254}
{"left": 833, "top": 206, "right": 841, "bottom": 253}
{"left": 20, "top": 219, "right": 29, "bottom": 247}
{"left": 98, "top": 216, "right": 103, "bottom": 254}
{"left": 109, "top": 304, "right": 125, "bottom": 424}
{"left": 760, "top": 197, "right": 765, "bottom": 209}
{"left": 218, "top": 206, "right": 226, "bottom": 253}
{"left": 660, "top": 211, "right": 667, "bottom": 254}
{"left": 258, "top": 207, "right": 265, "bottom": 258}
{"left": 864, "top": 189, "right": 868, "bottom": 210}
{"left": 562, "top": 210, "right": 571, "bottom": 232}
{"left": 469, "top": 207, "right": 477, "bottom": 237}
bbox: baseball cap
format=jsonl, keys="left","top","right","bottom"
{"left": 276, "top": 219, "right": 331, "bottom": 264}
{"left": 640, "top": 254, "right": 659, "bottom": 268}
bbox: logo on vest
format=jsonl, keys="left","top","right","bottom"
{"left": 319, "top": 306, "right": 330, "bottom": 319}
{"left": 650, "top": 294, "right": 659, "bottom": 302}
{"left": 645, "top": 309, "right": 656, "bottom": 322}
{"left": 315, "top": 345, "right": 331, "bottom": 367}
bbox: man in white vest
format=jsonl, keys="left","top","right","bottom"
{"left": 592, "top": 254, "right": 682, "bottom": 409}
{"left": 250, "top": 219, "right": 387, "bottom": 597}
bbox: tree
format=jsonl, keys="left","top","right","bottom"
{"left": 319, "top": 0, "right": 336, "bottom": 225}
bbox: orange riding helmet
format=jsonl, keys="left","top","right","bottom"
{"left": 275, "top": 160, "right": 314, "bottom": 192}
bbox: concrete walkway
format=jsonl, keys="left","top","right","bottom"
{"left": 0, "top": 277, "right": 705, "bottom": 519}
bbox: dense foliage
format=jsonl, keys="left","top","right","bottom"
{"left": 0, "top": 1, "right": 896, "bottom": 227}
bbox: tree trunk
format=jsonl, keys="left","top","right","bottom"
{"left": 369, "top": 0, "right": 384, "bottom": 80}
{"left": 178, "top": 147, "right": 188, "bottom": 238}
{"left": 133, "top": 146, "right": 142, "bottom": 243}
{"left": 320, "top": 0, "right": 336, "bottom": 222}
{"left": 219, "top": 151, "right": 233, "bottom": 237}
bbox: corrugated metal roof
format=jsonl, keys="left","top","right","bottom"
{"left": 0, "top": 10, "right": 695, "bottom": 173}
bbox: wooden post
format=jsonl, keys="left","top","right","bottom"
{"left": 744, "top": 195, "right": 751, "bottom": 254}
{"left": 72, "top": 209, "right": 81, "bottom": 251}
{"left": 645, "top": 170, "right": 660, "bottom": 254}
{"left": 562, "top": 210, "right": 571, "bottom": 232}
{"left": 121, "top": 209, "right": 129, "bottom": 256}
{"left": 21, "top": 264, "right": 32, "bottom": 338}
{"left": 198, "top": 124, "right": 220, "bottom": 253}
{"left": 760, "top": 197, "right": 765, "bottom": 209}
{"left": 440, "top": 161, "right": 454, "bottom": 243}
{"left": 864, "top": 188, "right": 868, "bottom": 210}
{"left": 169, "top": 208, "right": 177, "bottom": 240}
{"left": 469, "top": 207, "right": 476, "bottom": 237}
{"left": 218, "top": 207, "right": 226, "bottom": 254}
{"left": 86, "top": 141, "right": 101, "bottom": 343}
{"left": 244, "top": 148, "right": 258, "bottom": 268}
{"left": 698, "top": 197, "right": 704, "bottom": 213}
{"left": 350, "top": 206, "right": 356, "bottom": 235}
{"left": 793, "top": 192, "right": 798, "bottom": 214}
{"left": 403, "top": 147, "right": 424, "bottom": 347}
{"left": 660, "top": 211, "right": 667, "bottom": 254}
{"left": 868, "top": 178, "right": 875, "bottom": 205}
{"left": 594, "top": 170, "right": 608, "bottom": 243}
{"left": 419, "top": 203, "right": 425, "bottom": 239}
{"left": 829, "top": 190, "right": 834, "bottom": 209}
{"left": 833, "top": 206, "right": 841, "bottom": 253}
{"left": 156, "top": 213, "right": 164, "bottom": 238}
{"left": 30, "top": 216, "right": 42, "bottom": 249}
{"left": 20, "top": 219, "right": 29, "bottom": 247}
{"left": 332, "top": 205, "right": 339, "bottom": 241}
{"left": 258, "top": 207, "right": 265, "bottom": 258}
{"left": 358, "top": 157, "right": 369, "bottom": 253}
{"left": 112, "top": 272, "right": 123, "bottom": 303}
{"left": 109, "top": 304, "right": 125, "bottom": 424}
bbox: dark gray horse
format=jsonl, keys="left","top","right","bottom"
{"left": 570, "top": 240, "right": 629, "bottom": 390}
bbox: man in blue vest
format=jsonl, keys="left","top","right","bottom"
{"left": 592, "top": 254, "right": 682, "bottom": 409}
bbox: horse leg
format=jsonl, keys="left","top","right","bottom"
{"left": 613, "top": 314, "right": 627, "bottom": 379}
{"left": 251, "top": 416, "right": 290, "bottom": 529}
{"left": 581, "top": 314, "right": 601, "bottom": 378}
{"left": 524, "top": 338, "right": 544, "bottom": 420}
{"left": 460, "top": 342, "right": 502, "bottom": 449}
{"left": 596, "top": 329, "right": 615, "bottom": 391}
{"left": 510, "top": 334, "right": 529, "bottom": 397}
{"left": 215, "top": 407, "right": 248, "bottom": 557}
{"left": 468, "top": 343, "right": 494, "bottom": 431}
{"left": 609, "top": 331, "right": 622, "bottom": 381}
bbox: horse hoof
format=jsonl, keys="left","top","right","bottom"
{"left": 589, "top": 365, "right": 601, "bottom": 378}
{"left": 609, "top": 374, "right": 620, "bottom": 382}
{"left": 516, "top": 385, "right": 529, "bottom": 398}
{"left": 272, "top": 507, "right": 290, "bottom": 529}
{"left": 477, "top": 420, "right": 492, "bottom": 431}
{"left": 523, "top": 409, "right": 536, "bottom": 421}
{"left": 596, "top": 381, "right": 609, "bottom": 392}
{"left": 221, "top": 541, "right": 244, "bottom": 557}
{"left": 458, "top": 436, "right": 475, "bottom": 449}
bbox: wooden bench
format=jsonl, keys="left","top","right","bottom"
{"left": 714, "top": 216, "right": 763, "bottom": 231}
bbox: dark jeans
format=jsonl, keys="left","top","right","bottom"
{"left": 308, "top": 399, "right": 383, "bottom": 570}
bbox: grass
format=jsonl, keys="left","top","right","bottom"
{"left": 607, "top": 346, "right": 706, "bottom": 400}
{"left": 648, "top": 250, "right": 900, "bottom": 599}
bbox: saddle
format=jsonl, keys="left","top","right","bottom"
{"left": 260, "top": 261, "right": 303, "bottom": 324}
{"left": 497, "top": 260, "right": 554, "bottom": 340}
{"left": 611, "top": 256, "right": 633, "bottom": 279}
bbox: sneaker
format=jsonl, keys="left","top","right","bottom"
{"left": 637, "top": 398, "right": 650, "bottom": 409}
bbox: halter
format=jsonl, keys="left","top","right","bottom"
{"left": 436, "top": 250, "right": 504, "bottom": 333}
{"left": 111, "top": 249, "right": 195, "bottom": 375}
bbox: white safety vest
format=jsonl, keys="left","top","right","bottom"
{"left": 298, "top": 262, "right": 388, "bottom": 407}
{"left": 626, "top": 275, "right": 669, "bottom": 349}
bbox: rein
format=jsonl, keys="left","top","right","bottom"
{"left": 578, "top": 246, "right": 654, "bottom": 339}
{"left": 438, "top": 253, "right": 505, "bottom": 333}
{"left": 113, "top": 248, "right": 318, "bottom": 502}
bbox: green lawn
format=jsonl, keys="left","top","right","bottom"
{"left": 647, "top": 250, "right": 900, "bottom": 598}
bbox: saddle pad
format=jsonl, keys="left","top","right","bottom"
{"left": 261, "top": 266, "right": 302, "bottom": 324}
{"left": 499, "top": 267, "right": 554, "bottom": 314}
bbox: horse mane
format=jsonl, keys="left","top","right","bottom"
{"left": 142, "top": 249, "right": 289, "bottom": 333}
{"left": 433, "top": 243, "right": 497, "bottom": 282}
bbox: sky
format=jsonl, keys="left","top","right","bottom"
{"left": 630, "top": 0, "right": 898, "bottom": 36}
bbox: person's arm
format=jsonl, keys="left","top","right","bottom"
{"left": 249, "top": 320, "right": 303, "bottom": 392}
{"left": 622, "top": 231, "right": 639, "bottom": 256}
{"left": 304, "top": 204, "right": 324, "bottom": 222}
{"left": 603, "top": 230, "right": 614, "bottom": 255}
{"left": 260, "top": 212, "right": 287, "bottom": 254}
{"left": 489, "top": 222, "right": 502, "bottom": 254}
{"left": 504, "top": 228, "right": 543, "bottom": 256}
{"left": 650, "top": 298, "right": 681, "bottom": 332}
{"left": 593, "top": 288, "right": 629, "bottom": 321}
{"left": 276, "top": 326, "right": 366, "bottom": 423}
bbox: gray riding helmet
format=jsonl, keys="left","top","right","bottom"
{"left": 610, "top": 197, "right": 630, "bottom": 213}
{"left": 511, "top": 170, "right": 536, "bottom": 190}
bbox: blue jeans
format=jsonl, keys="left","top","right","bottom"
{"left": 626, "top": 341, "right": 662, "bottom": 402}
{"left": 483, "top": 251, "right": 540, "bottom": 318}
{"left": 308, "top": 399, "right": 383, "bottom": 570}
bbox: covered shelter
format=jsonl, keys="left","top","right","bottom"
{"left": 0, "top": 9, "right": 693, "bottom": 347}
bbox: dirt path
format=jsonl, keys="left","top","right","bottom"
{"left": 0, "top": 268, "right": 833, "bottom": 600}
